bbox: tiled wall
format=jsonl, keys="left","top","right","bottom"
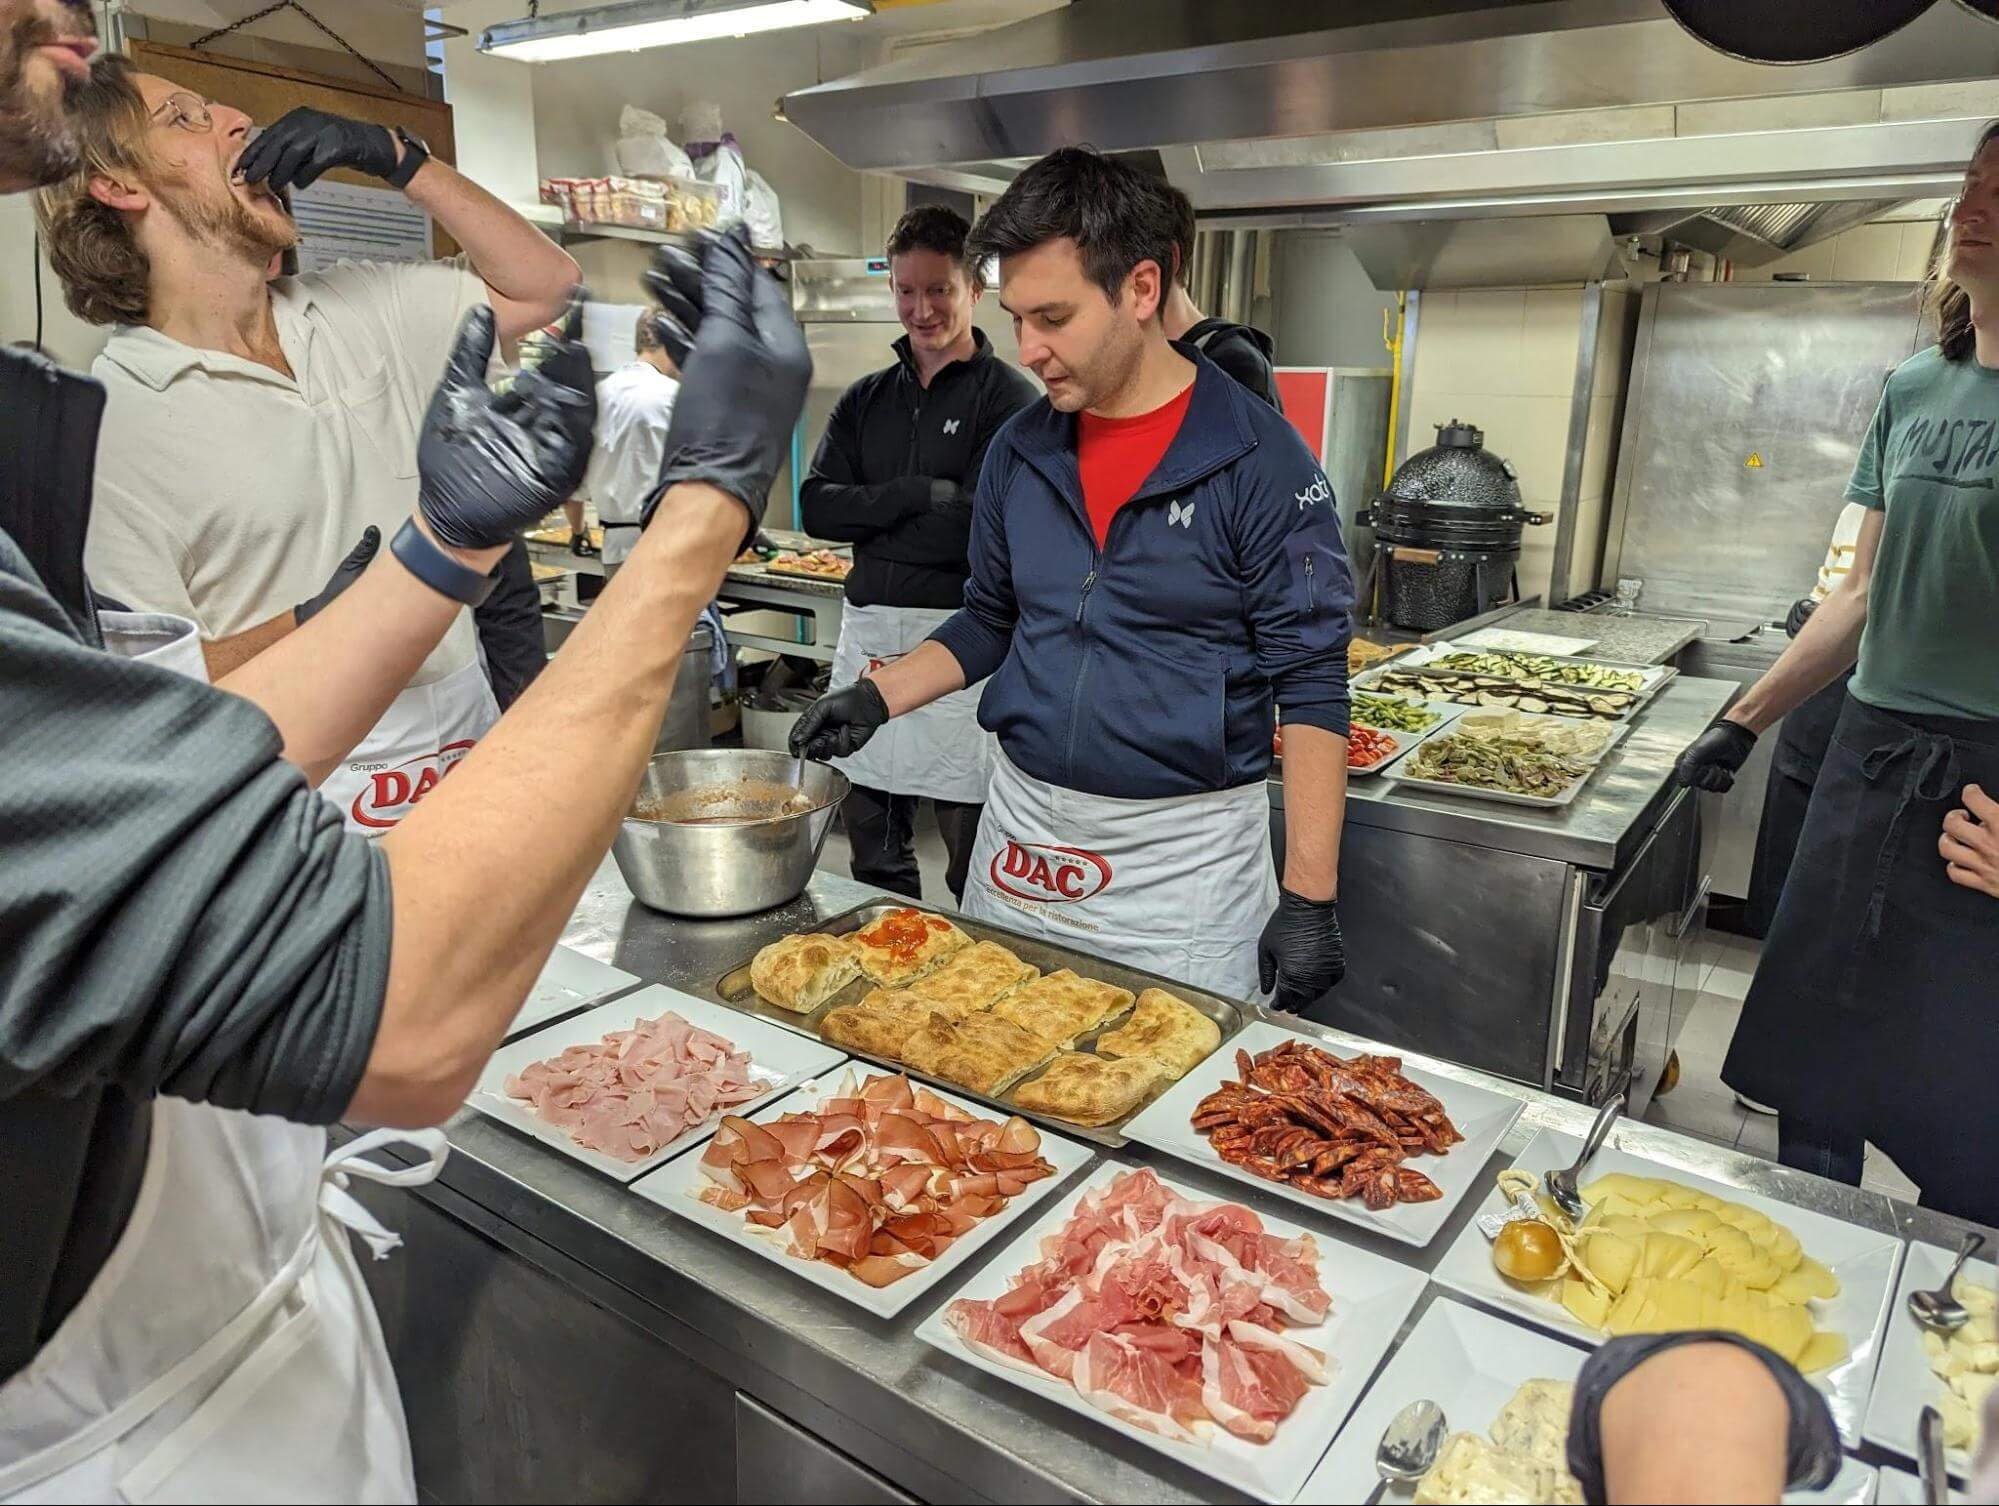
{"left": 1403, "top": 287, "right": 1588, "bottom": 606}
{"left": 1398, "top": 212, "right": 1938, "bottom": 609}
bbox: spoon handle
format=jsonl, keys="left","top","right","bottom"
{"left": 1919, "top": 1404, "right": 1948, "bottom": 1505}
{"left": 1574, "top": 1091, "right": 1627, "bottom": 1170}
{"left": 1363, "top": 1483, "right": 1390, "bottom": 1506}
{"left": 1943, "top": 1229, "right": 1988, "bottom": 1293}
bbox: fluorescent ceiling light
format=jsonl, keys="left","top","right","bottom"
{"left": 481, "top": 0, "right": 870, "bottom": 63}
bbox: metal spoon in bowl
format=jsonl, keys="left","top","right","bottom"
{"left": 1918, "top": 1403, "right": 1949, "bottom": 1505}
{"left": 1546, "top": 1092, "right": 1626, "bottom": 1224}
{"left": 1365, "top": 1398, "right": 1447, "bottom": 1505}
{"left": 1910, "top": 1230, "right": 1988, "bottom": 1336}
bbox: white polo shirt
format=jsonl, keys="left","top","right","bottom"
{"left": 85, "top": 257, "right": 490, "bottom": 688}
{"left": 586, "top": 359, "right": 679, "bottom": 566}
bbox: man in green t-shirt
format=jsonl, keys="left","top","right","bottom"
{"left": 1676, "top": 122, "right": 1999, "bottom": 1225}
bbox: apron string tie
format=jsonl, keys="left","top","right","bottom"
{"left": 1857, "top": 729, "right": 1961, "bottom": 940}
{"left": 318, "top": 1129, "right": 450, "bottom": 1261}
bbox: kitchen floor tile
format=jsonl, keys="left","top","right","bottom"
{"left": 1734, "top": 1112, "right": 1779, "bottom": 1160}
{"left": 1864, "top": 1145, "right": 1921, "bottom": 1203}
{"left": 1644, "top": 1075, "right": 1748, "bottom": 1148}
{"left": 815, "top": 804, "right": 958, "bottom": 911}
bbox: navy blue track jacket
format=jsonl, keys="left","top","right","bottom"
{"left": 929, "top": 347, "right": 1355, "bottom": 801}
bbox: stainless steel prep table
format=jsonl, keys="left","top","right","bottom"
{"left": 1271, "top": 675, "right": 1734, "bottom": 1106}
{"left": 343, "top": 862, "right": 1979, "bottom": 1505}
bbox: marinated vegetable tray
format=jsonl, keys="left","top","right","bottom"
{"left": 713, "top": 903, "right": 1249, "bottom": 1149}
{"left": 1368, "top": 642, "right": 1675, "bottom": 722}
{"left": 1386, "top": 722, "right": 1619, "bottom": 810}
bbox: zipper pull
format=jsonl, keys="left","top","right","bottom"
{"left": 1075, "top": 569, "right": 1097, "bottom": 623}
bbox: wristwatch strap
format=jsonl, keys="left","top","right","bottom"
{"left": 390, "top": 518, "right": 499, "bottom": 607}
{"left": 386, "top": 128, "right": 429, "bottom": 191}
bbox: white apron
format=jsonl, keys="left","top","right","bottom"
{"left": 0, "top": 609, "right": 447, "bottom": 1504}
{"left": 318, "top": 661, "right": 499, "bottom": 836}
{"left": 962, "top": 748, "right": 1279, "bottom": 1000}
{"left": 830, "top": 602, "right": 993, "bottom": 804}
{"left": 0, "top": 1107, "right": 446, "bottom": 1505}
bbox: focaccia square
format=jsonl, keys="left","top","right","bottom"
{"left": 1011, "top": 1053, "right": 1169, "bottom": 1127}
{"left": 749, "top": 932, "right": 863, "bottom": 1013}
{"left": 902, "top": 941, "right": 1038, "bottom": 1018}
{"left": 899, "top": 1011, "right": 1051, "bottom": 1097}
{"left": 848, "top": 908, "right": 973, "bottom": 988}
{"left": 990, "top": 969, "right": 1135, "bottom": 1051}
{"left": 1092, "top": 988, "right": 1221, "bottom": 1081}
{"left": 817, "top": 989, "right": 948, "bottom": 1060}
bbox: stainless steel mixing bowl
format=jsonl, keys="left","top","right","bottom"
{"left": 611, "top": 749, "right": 849, "bottom": 918}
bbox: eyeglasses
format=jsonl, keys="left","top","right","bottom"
{"left": 150, "top": 92, "right": 213, "bottom": 134}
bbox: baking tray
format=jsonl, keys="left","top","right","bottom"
{"left": 1400, "top": 641, "right": 1677, "bottom": 711}
{"left": 1387, "top": 761, "right": 1602, "bottom": 810}
{"left": 711, "top": 901, "right": 1252, "bottom": 1149}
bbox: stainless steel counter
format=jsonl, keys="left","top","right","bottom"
{"left": 1469, "top": 606, "right": 1708, "bottom": 667}
{"left": 349, "top": 862, "right": 1982, "bottom": 1505}
{"left": 1323, "top": 674, "right": 1734, "bottom": 872}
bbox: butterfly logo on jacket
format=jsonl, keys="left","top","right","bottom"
{"left": 942, "top": 418, "right": 962, "bottom": 435}
{"left": 1168, "top": 499, "right": 1196, "bottom": 529}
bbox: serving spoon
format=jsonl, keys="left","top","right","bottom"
{"left": 1546, "top": 1092, "right": 1625, "bottom": 1223}
{"left": 1365, "top": 1398, "right": 1447, "bottom": 1505}
{"left": 1910, "top": 1230, "right": 1987, "bottom": 1336}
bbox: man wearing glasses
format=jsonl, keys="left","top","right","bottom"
{"left": 35, "top": 58, "right": 580, "bottom": 832}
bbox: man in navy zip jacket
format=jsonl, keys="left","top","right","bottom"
{"left": 796, "top": 148, "right": 1355, "bottom": 1011}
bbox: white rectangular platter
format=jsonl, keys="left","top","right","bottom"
{"left": 1458, "top": 626, "right": 1602, "bottom": 657}
{"left": 1431, "top": 1127, "right": 1905, "bottom": 1444}
{"left": 470, "top": 984, "right": 847, "bottom": 1183}
{"left": 505, "top": 943, "right": 642, "bottom": 1039}
{"left": 1862, "top": 1240, "right": 1998, "bottom": 1479}
{"left": 631, "top": 1068, "right": 1096, "bottom": 1318}
{"left": 912, "top": 1162, "right": 1426, "bottom": 1503}
{"left": 1298, "top": 1296, "right": 1878, "bottom": 1505}
{"left": 1878, "top": 1465, "right": 1966, "bottom": 1503}
{"left": 1119, "top": 1020, "right": 1524, "bottom": 1248}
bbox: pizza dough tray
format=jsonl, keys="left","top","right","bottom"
{"left": 712, "top": 901, "right": 1252, "bottom": 1148}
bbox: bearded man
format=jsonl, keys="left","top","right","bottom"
{"left": 36, "top": 58, "right": 579, "bottom": 832}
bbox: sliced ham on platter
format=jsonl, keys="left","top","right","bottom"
{"left": 945, "top": 1167, "right": 1334, "bottom": 1445}
{"left": 504, "top": 1009, "right": 765, "bottom": 1163}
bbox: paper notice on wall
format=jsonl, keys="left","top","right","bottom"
{"left": 290, "top": 180, "right": 435, "bottom": 272}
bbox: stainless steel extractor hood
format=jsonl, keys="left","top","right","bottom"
{"left": 783, "top": 0, "right": 1999, "bottom": 225}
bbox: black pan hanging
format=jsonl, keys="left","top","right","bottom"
{"left": 1662, "top": 0, "right": 1937, "bottom": 63}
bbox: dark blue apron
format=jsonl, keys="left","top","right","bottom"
{"left": 1725, "top": 693, "right": 1999, "bottom": 1222}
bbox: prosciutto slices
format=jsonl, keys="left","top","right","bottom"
{"left": 945, "top": 1168, "right": 1333, "bottom": 1444}
{"left": 696, "top": 1072, "right": 1057, "bottom": 1288}
{"left": 504, "top": 1010, "right": 766, "bottom": 1162}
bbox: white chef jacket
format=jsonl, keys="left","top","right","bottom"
{"left": 84, "top": 257, "right": 490, "bottom": 689}
{"left": 585, "top": 359, "right": 680, "bottom": 566}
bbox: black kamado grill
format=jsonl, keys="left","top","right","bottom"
{"left": 1360, "top": 420, "right": 1547, "bottom": 633}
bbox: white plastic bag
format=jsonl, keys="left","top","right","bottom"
{"left": 743, "top": 168, "right": 784, "bottom": 252}
{"left": 614, "top": 104, "right": 692, "bottom": 179}
{"left": 678, "top": 99, "right": 746, "bottom": 225}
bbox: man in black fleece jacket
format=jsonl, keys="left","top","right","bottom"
{"left": 801, "top": 204, "right": 1037, "bottom": 902}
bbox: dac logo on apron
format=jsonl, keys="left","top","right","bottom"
{"left": 350, "top": 740, "right": 477, "bottom": 830}
{"left": 991, "top": 840, "right": 1113, "bottom": 903}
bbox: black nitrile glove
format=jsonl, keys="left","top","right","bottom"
{"left": 417, "top": 296, "right": 597, "bottom": 550}
{"left": 641, "top": 243, "right": 700, "bottom": 369}
{"left": 1784, "top": 595, "right": 1817, "bottom": 638}
{"left": 640, "top": 226, "right": 812, "bottom": 548}
{"left": 1674, "top": 718, "right": 1758, "bottom": 793}
{"left": 1257, "top": 888, "right": 1346, "bottom": 1012}
{"left": 294, "top": 525, "right": 380, "bottom": 625}
{"left": 790, "top": 680, "right": 890, "bottom": 761}
{"left": 1566, "top": 1333, "right": 1839, "bottom": 1506}
{"left": 236, "top": 108, "right": 399, "bottom": 194}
